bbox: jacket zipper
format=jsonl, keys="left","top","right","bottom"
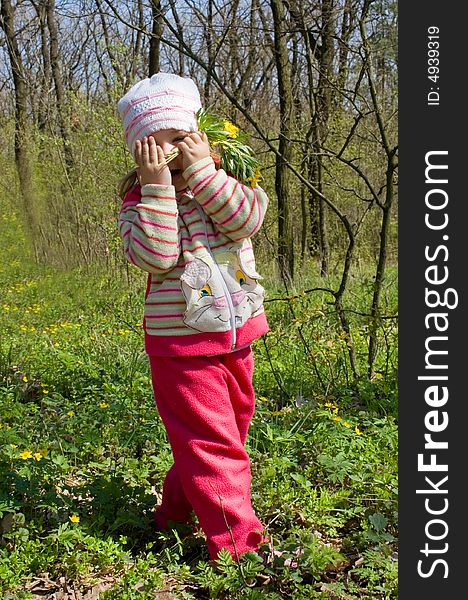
{"left": 194, "top": 201, "right": 237, "bottom": 350}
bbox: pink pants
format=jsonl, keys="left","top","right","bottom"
{"left": 149, "top": 346, "right": 264, "bottom": 559}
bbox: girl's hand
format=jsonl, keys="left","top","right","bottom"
{"left": 135, "top": 136, "right": 172, "bottom": 186}
{"left": 177, "top": 132, "right": 211, "bottom": 171}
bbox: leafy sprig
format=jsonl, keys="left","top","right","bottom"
{"left": 197, "top": 108, "right": 261, "bottom": 186}
{"left": 164, "top": 109, "right": 261, "bottom": 187}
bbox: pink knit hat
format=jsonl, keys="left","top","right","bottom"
{"left": 117, "top": 72, "right": 202, "bottom": 157}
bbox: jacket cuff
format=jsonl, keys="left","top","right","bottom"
{"left": 140, "top": 184, "right": 177, "bottom": 203}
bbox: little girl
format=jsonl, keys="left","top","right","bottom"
{"left": 117, "top": 72, "right": 269, "bottom": 560}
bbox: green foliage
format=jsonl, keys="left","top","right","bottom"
{"left": 0, "top": 204, "right": 397, "bottom": 598}
{"left": 252, "top": 272, "right": 398, "bottom": 414}
{"left": 196, "top": 108, "right": 261, "bottom": 185}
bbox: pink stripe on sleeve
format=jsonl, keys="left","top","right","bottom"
{"left": 185, "top": 161, "right": 214, "bottom": 181}
{"left": 249, "top": 201, "right": 264, "bottom": 235}
{"left": 191, "top": 171, "right": 219, "bottom": 196}
{"left": 133, "top": 237, "right": 179, "bottom": 260}
{"left": 133, "top": 220, "right": 178, "bottom": 245}
{"left": 139, "top": 217, "right": 178, "bottom": 232}
{"left": 229, "top": 195, "right": 258, "bottom": 235}
{"left": 198, "top": 177, "right": 230, "bottom": 207}
{"left": 138, "top": 205, "right": 177, "bottom": 217}
{"left": 210, "top": 186, "right": 236, "bottom": 215}
{"left": 218, "top": 195, "right": 246, "bottom": 226}
{"left": 128, "top": 246, "right": 167, "bottom": 272}
{"left": 141, "top": 194, "right": 176, "bottom": 201}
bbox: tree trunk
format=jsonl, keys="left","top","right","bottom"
{"left": 368, "top": 158, "right": 396, "bottom": 377}
{"left": 34, "top": 1, "right": 52, "bottom": 135}
{"left": 311, "top": 0, "right": 335, "bottom": 275}
{"left": 203, "top": 0, "right": 214, "bottom": 104}
{"left": 132, "top": 0, "right": 144, "bottom": 79}
{"left": 1, "top": 0, "right": 41, "bottom": 259}
{"left": 149, "top": 0, "right": 164, "bottom": 75}
{"left": 168, "top": 0, "right": 185, "bottom": 75}
{"left": 336, "top": 0, "right": 354, "bottom": 108}
{"left": 270, "top": 0, "right": 295, "bottom": 284}
{"left": 46, "top": 0, "right": 74, "bottom": 171}
{"left": 359, "top": 4, "right": 398, "bottom": 378}
{"left": 96, "top": 0, "right": 124, "bottom": 88}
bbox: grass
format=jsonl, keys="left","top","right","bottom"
{"left": 0, "top": 208, "right": 398, "bottom": 599}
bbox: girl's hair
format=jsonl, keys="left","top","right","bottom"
{"left": 118, "top": 167, "right": 138, "bottom": 200}
{"left": 117, "top": 151, "right": 221, "bottom": 201}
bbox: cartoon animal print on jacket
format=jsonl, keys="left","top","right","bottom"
{"left": 180, "top": 250, "right": 265, "bottom": 333}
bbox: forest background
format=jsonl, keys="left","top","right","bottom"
{"left": 0, "top": 0, "right": 398, "bottom": 598}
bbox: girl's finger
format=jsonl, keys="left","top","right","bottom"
{"left": 189, "top": 132, "right": 203, "bottom": 144}
{"left": 135, "top": 140, "right": 142, "bottom": 165}
{"left": 181, "top": 134, "right": 196, "bottom": 149}
{"left": 148, "top": 136, "right": 157, "bottom": 163}
{"left": 141, "top": 137, "right": 149, "bottom": 162}
{"left": 177, "top": 141, "right": 190, "bottom": 155}
{"left": 156, "top": 145, "right": 165, "bottom": 164}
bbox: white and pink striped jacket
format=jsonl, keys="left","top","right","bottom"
{"left": 119, "top": 156, "right": 269, "bottom": 356}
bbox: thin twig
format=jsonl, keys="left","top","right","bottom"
{"left": 211, "top": 486, "right": 248, "bottom": 585}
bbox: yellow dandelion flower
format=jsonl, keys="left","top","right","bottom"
{"left": 20, "top": 450, "right": 33, "bottom": 460}
{"left": 33, "top": 452, "right": 43, "bottom": 461}
{"left": 343, "top": 421, "right": 351, "bottom": 428}
{"left": 22, "top": 376, "right": 28, "bottom": 383}
{"left": 100, "top": 402, "right": 109, "bottom": 409}
{"left": 67, "top": 410, "right": 74, "bottom": 417}
{"left": 223, "top": 121, "right": 239, "bottom": 138}
{"left": 69, "top": 514, "right": 80, "bottom": 523}
{"left": 332, "top": 416, "right": 342, "bottom": 422}
{"left": 355, "top": 426, "right": 362, "bottom": 435}
{"left": 332, "top": 407, "right": 339, "bottom": 414}
{"left": 247, "top": 166, "right": 261, "bottom": 187}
